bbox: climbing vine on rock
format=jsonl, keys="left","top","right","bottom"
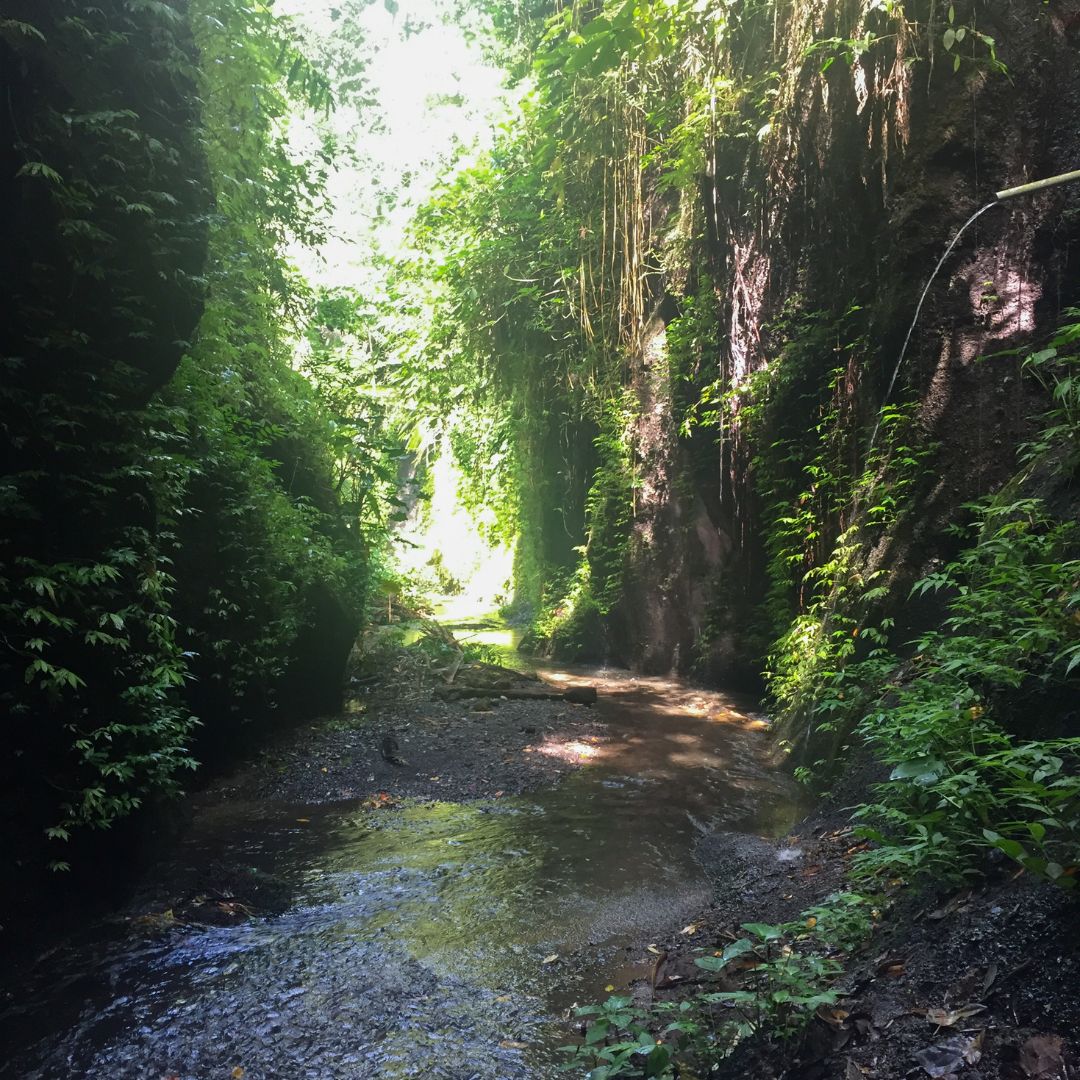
{"left": 0, "top": 0, "right": 364, "bottom": 882}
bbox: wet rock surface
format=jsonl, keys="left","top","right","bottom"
{"left": 5, "top": 928, "right": 546, "bottom": 1080}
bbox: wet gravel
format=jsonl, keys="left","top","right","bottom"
{"left": 1, "top": 915, "right": 550, "bottom": 1080}
{"left": 206, "top": 677, "right": 608, "bottom": 807}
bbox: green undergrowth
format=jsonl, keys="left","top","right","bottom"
{"left": 527, "top": 391, "right": 636, "bottom": 659}
{"left": 561, "top": 893, "right": 878, "bottom": 1078}
{"left": 844, "top": 496, "right": 1079, "bottom": 886}
{"left": 562, "top": 311, "right": 1080, "bottom": 1077}
{"left": 783, "top": 313, "right": 1080, "bottom": 889}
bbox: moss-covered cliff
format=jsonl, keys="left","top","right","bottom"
{"left": 0, "top": 1, "right": 363, "bottom": 894}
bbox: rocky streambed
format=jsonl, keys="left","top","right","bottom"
{"left": 0, "top": 658, "right": 801, "bottom": 1079}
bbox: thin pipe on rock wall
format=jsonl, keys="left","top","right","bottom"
{"left": 995, "top": 168, "right": 1080, "bottom": 201}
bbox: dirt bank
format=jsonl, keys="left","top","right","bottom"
{"left": 637, "top": 766, "right": 1080, "bottom": 1080}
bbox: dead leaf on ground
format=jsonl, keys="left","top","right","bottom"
{"left": 925, "top": 1004, "right": 986, "bottom": 1028}
{"left": 680, "top": 922, "right": 700, "bottom": 935}
{"left": 875, "top": 955, "right": 906, "bottom": 978}
{"left": 131, "top": 909, "right": 178, "bottom": 932}
{"left": 361, "top": 791, "right": 396, "bottom": 809}
{"left": 927, "top": 891, "right": 971, "bottom": 921}
{"left": 542, "top": 954, "right": 559, "bottom": 965}
{"left": 214, "top": 900, "right": 255, "bottom": 918}
{"left": 500, "top": 1040, "right": 529, "bottom": 1050}
{"left": 817, "top": 1005, "right": 850, "bottom": 1028}
{"left": 232, "top": 1068, "right": 245, "bottom": 1079}
{"left": 845, "top": 1060, "right": 863, "bottom": 1080}
{"left": 844, "top": 842, "right": 873, "bottom": 857}
{"left": 1019, "top": 1034, "right": 1067, "bottom": 1079}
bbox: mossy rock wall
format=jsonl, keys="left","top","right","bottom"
{"left": 559, "top": 0, "right": 1080, "bottom": 685}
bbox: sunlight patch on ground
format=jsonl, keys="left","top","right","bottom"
{"left": 535, "top": 739, "right": 602, "bottom": 763}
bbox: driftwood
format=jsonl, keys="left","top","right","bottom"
{"left": 437, "top": 684, "right": 598, "bottom": 705}
{"left": 444, "top": 651, "right": 465, "bottom": 685}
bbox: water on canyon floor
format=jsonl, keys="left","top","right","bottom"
{"left": 0, "top": 663, "right": 802, "bottom": 1079}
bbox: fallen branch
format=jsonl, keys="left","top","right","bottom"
{"left": 445, "top": 651, "right": 465, "bottom": 685}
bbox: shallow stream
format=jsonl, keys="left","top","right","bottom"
{"left": 0, "top": 666, "right": 801, "bottom": 1079}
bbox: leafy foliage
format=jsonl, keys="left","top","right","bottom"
{"left": 564, "top": 893, "right": 876, "bottom": 1075}
{"left": 1, "top": 0, "right": 365, "bottom": 876}
{"left": 849, "top": 497, "right": 1080, "bottom": 885}
{"left": 776, "top": 316, "right": 1080, "bottom": 888}
{"left": 1, "top": 0, "right": 211, "bottom": 859}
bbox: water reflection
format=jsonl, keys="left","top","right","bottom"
{"left": 0, "top": 667, "right": 801, "bottom": 1079}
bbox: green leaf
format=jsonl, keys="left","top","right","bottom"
{"left": 585, "top": 1022, "right": 609, "bottom": 1045}
{"left": 983, "top": 829, "right": 1024, "bottom": 860}
{"left": 0, "top": 18, "right": 47, "bottom": 43}
{"left": 890, "top": 758, "right": 946, "bottom": 783}
{"left": 741, "top": 922, "right": 783, "bottom": 941}
{"left": 16, "top": 161, "right": 63, "bottom": 184}
{"left": 694, "top": 936, "right": 756, "bottom": 971}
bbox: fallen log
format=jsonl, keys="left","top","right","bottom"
{"left": 437, "top": 684, "right": 598, "bottom": 705}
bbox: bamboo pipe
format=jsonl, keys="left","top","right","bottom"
{"left": 995, "top": 168, "right": 1080, "bottom": 201}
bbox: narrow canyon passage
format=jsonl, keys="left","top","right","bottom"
{"left": 3, "top": 3, "right": 1078, "bottom": 1078}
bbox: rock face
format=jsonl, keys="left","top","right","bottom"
{"left": 593, "top": 0, "right": 1080, "bottom": 684}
